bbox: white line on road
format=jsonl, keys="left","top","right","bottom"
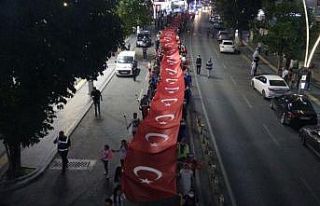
{"left": 138, "top": 89, "right": 143, "bottom": 101}
{"left": 230, "top": 76, "right": 237, "bottom": 86}
{"left": 189, "top": 33, "right": 238, "bottom": 206}
{"left": 145, "top": 70, "right": 149, "bottom": 81}
{"left": 241, "top": 94, "right": 253, "bottom": 109}
{"left": 299, "top": 177, "right": 320, "bottom": 205}
{"left": 262, "top": 124, "right": 280, "bottom": 146}
{"left": 223, "top": 63, "right": 227, "bottom": 69}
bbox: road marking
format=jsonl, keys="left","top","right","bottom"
{"left": 145, "top": 70, "right": 149, "bottom": 81}
{"left": 138, "top": 89, "right": 143, "bottom": 101}
{"left": 189, "top": 32, "right": 238, "bottom": 206}
{"left": 299, "top": 177, "right": 320, "bottom": 205}
{"left": 223, "top": 63, "right": 227, "bottom": 69}
{"left": 262, "top": 124, "right": 280, "bottom": 146}
{"left": 230, "top": 76, "right": 237, "bottom": 86}
{"left": 241, "top": 94, "right": 253, "bottom": 108}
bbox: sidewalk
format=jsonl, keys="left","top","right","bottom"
{"left": 241, "top": 41, "right": 320, "bottom": 107}
{"left": 0, "top": 34, "right": 137, "bottom": 191}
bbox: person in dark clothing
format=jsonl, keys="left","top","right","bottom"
{"left": 91, "top": 87, "right": 102, "bottom": 117}
{"left": 306, "top": 68, "right": 312, "bottom": 90}
{"left": 143, "top": 47, "right": 147, "bottom": 60}
{"left": 114, "top": 166, "right": 122, "bottom": 187}
{"left": 54, "top": 131, "right": 71, "bottom": 173}
{"left": 184, "top": 71, "right": 192, "bottom": 88}
{"left": 127, "top": 113, "right": 140, "bottom": 136}
{"left": 139, "top": 95, "right": 150, "bottom": 119}
{"left": 195, "top": 55, "right": 202, "bottom": 75}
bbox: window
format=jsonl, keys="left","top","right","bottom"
{"left": 223, "top": 41, "right": 233, "bottom": 45}
{"left": 117, "top": 56, "right": 133, "bottom": 64}
{"left": 269, "top": 80, "right": 287, "bottom": 86}
{"left": 291, "top": 99, "right": 313, "bottom": 110}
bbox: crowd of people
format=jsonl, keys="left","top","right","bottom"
{"left": 251, "top": 45, "right": 313, "bottom": 92}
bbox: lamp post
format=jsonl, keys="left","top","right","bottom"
{"left": 302, "top": 0, "right": 309, "bottom": 67}
{"left": 301, "top": 0, "right": 320, "bottom": 68}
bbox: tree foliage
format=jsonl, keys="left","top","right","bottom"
{"left": 0, "top": 0, "right": 123, "bottom": 177}
{"left": 262, "top": 0, "right": 306, "bottom": 61}
{"left": 216, "top": 0, "right": 262, "bottom": 29}
{"left": 116, "top": 0, "right": 152, "bottom": 36}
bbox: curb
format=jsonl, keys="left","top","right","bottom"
{"left": 0, "top": 69, "right": 116, "bottom": 193}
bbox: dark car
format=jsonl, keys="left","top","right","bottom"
{"left": 270, "top": 94, "right": 318, "bottom": 127}
{"left": 136, "top": 31, "right": 151, "bottom": 47}
{"left": 300, "top": 125, "right": 320, "bottom": 157}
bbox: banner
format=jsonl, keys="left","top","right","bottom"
{"left": 122, "top": 25, "right": 184, "bottom": 203}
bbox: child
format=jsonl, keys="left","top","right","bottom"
{"left": 101, "top": 144, "right": 113, "bottom": 178}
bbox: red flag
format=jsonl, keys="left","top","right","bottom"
{"left": 122, "top": 146, "right": 177, "bottom": 202}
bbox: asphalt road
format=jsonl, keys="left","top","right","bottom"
{"left": 0, "top": 46, "right": 151, "bottom": 206}
{"left": 187, "top": 12, "right": 320, "bottom": 206}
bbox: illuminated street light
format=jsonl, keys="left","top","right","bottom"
{"left": 63, "top": 2, "right": 68, "bottom": 7}
{"left": 302, "top": 0, "right": 309, "bottom": 67}
{"left": 307, "top": 34, "right": 320, "bottom": 67}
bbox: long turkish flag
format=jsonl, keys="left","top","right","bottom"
{"left": 122, "top": 26, "right": 184, "bottom": 203}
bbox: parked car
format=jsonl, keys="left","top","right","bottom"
{"left": 219, "top": 40, "right": 239, "bottom": 54}
{"left": 136, "top": 30, "right": 151, "bottom": 47}
{"left": 251, "top": 75, "right": 290, "bottom": 98}
{"left": 270, "top": 94, "right": 318, "bottom": 127}
{"left": 217, "top": 31, "right": 231, "bottom": 42}
{"left": 115, "top": 51, "right": 137, "bottom": 76}
{"left": 300, "top": 125, "right": 320, "bottom": 157}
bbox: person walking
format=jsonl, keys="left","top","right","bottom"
{"left": 250, "top": 58, "right": 259, "bottom": 77}
{"left": 91, "top": 87, "right": 103, "bottom": 117}
{"left": 206, "top": 58, "right": 213, "bottom": 78}
{"left": 101, "top": 144, "right": 113, "bottom": 179}
{"left": 112, "top": 139, "right": 128, "bottom": 168}
{"left": 110, "top": 185, "right": 126, "bottom": 206}
{"left": 306, "top": 67, "right": 312, "bottom": 90}
{"left": 127, "top": 112, "right": 140, "bottom": 136}
{"left": 195, "top": 55, "right": 202, "bottom": 75}
{"left": 139, "top": 95, "right": 150, "bottom": 119}
{"left": 142, "top": 46, "right": 147, "bottom": 60}
{"left": 179, "top": 163, "right": 193, "bottom": 196}
{"left": 282, "top": 67, "right": 289, "bottom": 82}
{"left": 54, "top": 131, "right": 71, "bottom": 173}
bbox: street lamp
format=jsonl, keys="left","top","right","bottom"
{"left": 302, "top": 0, "right": 320, "bottom": 68}
{"left": 63, "top": 2, "right": 68, "bottom": 7}
{"left": 302, "top": 0, "right": 309, "bottom": 67}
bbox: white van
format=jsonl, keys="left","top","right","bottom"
{"left": 115, "top": 51, "right": 137, "bottom": 76}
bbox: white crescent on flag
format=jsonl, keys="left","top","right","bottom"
{"left": 145, "top": 133, "right": 169, "bottom": 147}
{"left": 166, "top": 78, "right": 178, "bottom": 84}
{"left": 161, "top": 98, "right": 178, "bottom": 106}
{"left": 133, "top": 166, "right": 163, "bottom": 184}
{"left": 155, "top": 114, "right": 175, "bottom": 125}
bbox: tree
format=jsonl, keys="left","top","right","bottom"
{"left": 262, "top": 0, "right": 306, "bottom": 68}
{"left": 116, "top": 0, "right": 152, "bottom": 36}
{"left": 216, "top": 0, "right": 262, "bottom": 29}
{"left": 0, "top": 0, "right": 123, "bottom": 178}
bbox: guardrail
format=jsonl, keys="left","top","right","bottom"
{"left": 189, "top": 99, "right": 228, "bottom": 206}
